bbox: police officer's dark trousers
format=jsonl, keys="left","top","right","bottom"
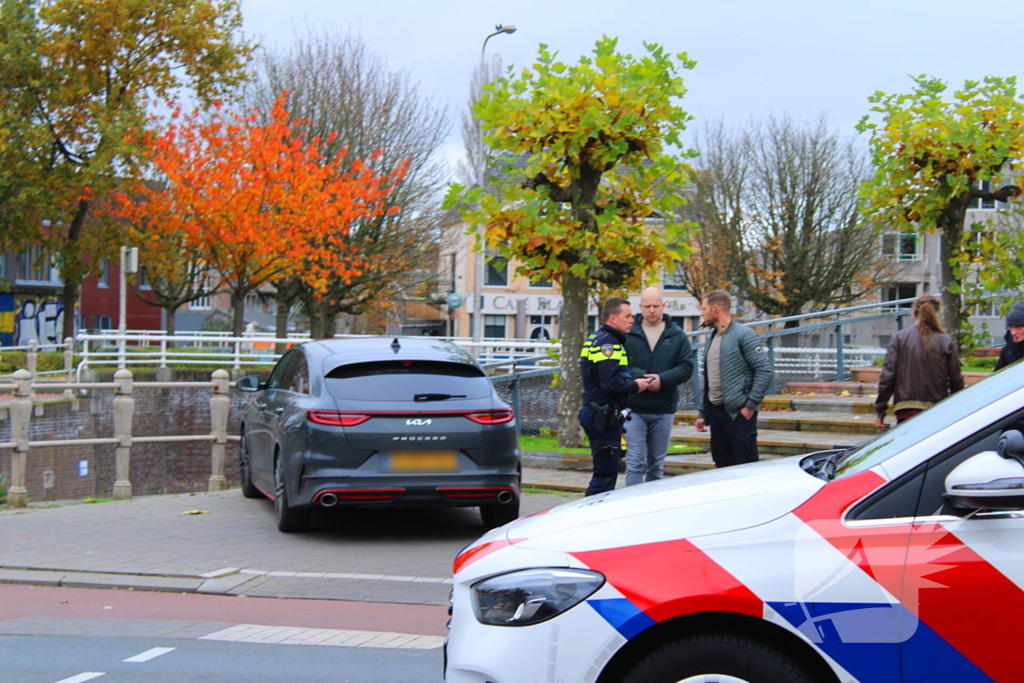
{"left": 580, "top": 407, "right": 623, "bottom": 496}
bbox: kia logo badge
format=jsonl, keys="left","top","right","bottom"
{"left": 406, "top": 418, "right": 432, "bottom": 426}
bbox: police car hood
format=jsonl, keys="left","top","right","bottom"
{"left": 507, "top": 456, "right": 824, "bottom": 552}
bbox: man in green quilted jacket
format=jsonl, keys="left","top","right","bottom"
{"left": 694, "top": 289, "right": 773, "bottom": 467}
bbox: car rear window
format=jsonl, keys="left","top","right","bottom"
{"left": 324, "top": 360, "right": 492, "bottom": 400}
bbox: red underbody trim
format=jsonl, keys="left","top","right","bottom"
{"left": 436, "top": 486, "right": 518, "bottom": 499}
{"left": 255, "top": 483, "right": 275, "bottom": 501}
{"left": 312, "top": 488, "right": 405, "bottom": 502}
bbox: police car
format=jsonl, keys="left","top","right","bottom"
{"left": 446, "top": 361, "right": 1024, "bottom": 683}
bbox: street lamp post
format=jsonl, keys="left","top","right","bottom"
{"left": 118, "top": 246, "right": 139, "bottom": 368}
{"left": 472, "top": 24, "right": 517, "bottom": 346}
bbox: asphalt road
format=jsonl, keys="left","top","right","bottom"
{"left": 1, "top": 634, "right": 443, "bottom": 683}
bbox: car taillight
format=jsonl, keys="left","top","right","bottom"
{"left": 306, "top": 411, "right": 372, "bottom": 427}
{"left": 464, "top": 409, "right": 514, "bottom": 425}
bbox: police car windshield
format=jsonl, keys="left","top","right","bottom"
{"left": 832, "top": 362, "right": 1024, "bottom": 479}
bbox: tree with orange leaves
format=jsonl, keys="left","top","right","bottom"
{"left": 115, "top": 94, "right": 404, "bottom": 335}
{"left": 0, "top": 0, "right": 252, "bottom": 341}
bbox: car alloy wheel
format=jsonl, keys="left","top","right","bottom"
{"left": 239, "top": 431, "right": 260, "bottom": 499}
{"left": 274, "top": 455, "right": 309, "bottom": 533}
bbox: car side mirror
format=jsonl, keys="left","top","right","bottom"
{"left": 236, "top": 375, "right": 264, "bottom": 392}
{"left": 945, "top": 450, "right": 1024, "bottom": 514}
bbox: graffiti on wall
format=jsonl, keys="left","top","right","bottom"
{"left": 0, "top": 293, "right": 12, "bottom": 346}
{"left": 12, "top": 297, "right": 71, "bottom": 346}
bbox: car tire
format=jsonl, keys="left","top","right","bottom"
{"left": 621, "top": 633, "right": 815, "bottom": 683}
{"left": 480, "top": 500, "right": 520, "bottom": 529}
{"left": 274, "top": 455, "right": 309, "bottom": 533}
{"left": 239, "top": 431, "right": 261, "bottom": 499}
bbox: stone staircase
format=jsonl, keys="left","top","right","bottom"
{"left": 525, "top": 366, "right": 994, "bottom": 482}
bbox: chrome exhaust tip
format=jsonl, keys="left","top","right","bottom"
{"left": 320, "top": 492, "right": 338, "bottom": 507}
{"left": 496, "top": 490, "right": 514, "bottom": 504}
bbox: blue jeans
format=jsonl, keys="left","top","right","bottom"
{"left": 624, "top": 412, "right": 675, "bottom": 486}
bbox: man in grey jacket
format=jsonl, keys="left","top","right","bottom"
{"left": 694, "top": 290, "right": 773, "bottom": 467}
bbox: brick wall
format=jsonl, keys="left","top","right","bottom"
{"left": 0, "top": 370, "right": 265, "bottom": 502}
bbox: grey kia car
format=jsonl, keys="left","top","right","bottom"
{"left": 236, "top": 337, "right": 521, "bottom": 533}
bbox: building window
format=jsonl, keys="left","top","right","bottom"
{"left": 95, "top": 315, "right": 113, "bottom": 330}
{"left": 190, "top": 270, "right": 214, "bottom": 311}
{"left": 884, "top": 284, "right": 917, "bottom": 309}
{"left": 483, "top": 314, "right": 506, "bottom": 339}
{"left": 528, "top": 315, "right": 554, "bottom": 340}
{"left": 529, "top": 273, "right": 552, "bottom": 288}
{"left": 587, "top": 315, "right": 597, "bottom": 334}
{"left": 98, "top": 259, "right": 110, "bottom": 288}
{"left": 663, "top": 262, "right": 686, "bottom": 290}
{"left": 971, "top": 179, "right": 1006, "bottom": 210}
{"left": 484, "top": 249, "right": 508, "bottom": 286}
{"left": 18, "top": 247, "right": 61, "bottom": 284}
{"left": 138, "top": 267, "right": 151, "bottom": 291}
{"left": 245, "top": 292, "right": 263, "bottom": 311}
{"left": 882, "top": 232, "right": 919, "bottom": 262}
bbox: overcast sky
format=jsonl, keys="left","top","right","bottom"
{"left": 241, "top": 0, "right": 1023, "bottom": 173}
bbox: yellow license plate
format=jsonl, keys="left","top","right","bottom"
{"left": 386, "top": 450, "right": 459, "bottom": 473}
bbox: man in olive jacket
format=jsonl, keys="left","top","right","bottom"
{"left": 623, "top": 287, "right": 694, "bottom": 485}
{"left": 695, "top": 289, "right": 773, "bottom": 467}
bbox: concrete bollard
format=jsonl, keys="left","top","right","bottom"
{"left": 63, "top": 337, "right": 74, "bottom": 400}
{"left": 208, "top": 369, "right": 230, "bottom": 491}
{"left": 112, "top": 369, "right": 134, "bottom": 500}
{"left": 7, "top": 369, "right": 33, "bottom": 507}
{"left": 26, "top": 340, "right": 37, "bottom": 379}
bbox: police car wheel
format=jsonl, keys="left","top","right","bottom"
{"left": 621, "top": 633, "right": 814, "bottom": 683}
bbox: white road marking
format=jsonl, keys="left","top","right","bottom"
{"left": 123, "top": 647, "right": 175, "bottom": 663}
{"left": 200, "top": 624, "right": 444, "bottom": 650}
{"left": 54, "top": 674, "right": 104, "bottom": 683}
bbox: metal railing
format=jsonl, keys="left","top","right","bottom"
{"left": 0, "top": 366, "right": 237, "bottom": 507}
{"left": 72, "top": 331, "right": 561, "bottom": 378}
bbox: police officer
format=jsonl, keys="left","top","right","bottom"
{"left": 580, "top": 297, "right": 654, "bottom": 496}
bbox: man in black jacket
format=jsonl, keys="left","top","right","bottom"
{"left": 995, "top": 300, "right": 1024, "bottom": 371}
{"left": 622, "top": 287, "right": 694, "bottom": 485}
{"left": 579, "top": 298, "right": 654, "bottom": 496}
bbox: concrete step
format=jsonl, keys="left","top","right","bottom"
{"left": 785, "top": 381, "right": 878, "bottom": 396}
{"left": 670, "top": 424, "right": 870, "bottom": 457}
{"left": 848, "top": 366, "right": 989, "bottom": 386}
{"left": 676, "top": 408, "right": 881, "bottom": 436}
{"left": 522, "top": 449, "right": 721, "bottom": 479}
{"left": 680, "top": 395, "right": 888, "bottom": 419}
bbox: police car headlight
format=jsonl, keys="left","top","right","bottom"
{"left": 472, "top": 568, "right": 605, "bottom": 627}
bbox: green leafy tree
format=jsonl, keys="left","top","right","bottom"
{"left": 444, "top": 37, "right": 695, "bottom": 447}
{"left": 0, "top": 0, "right": 252, "bottom": 340}
{"left": 857, "top": 75, "right": 1024, "bottom": 340}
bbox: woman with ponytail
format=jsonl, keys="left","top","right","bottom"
{"left": 874, "top": 295, "right": 965, "bottom": 429}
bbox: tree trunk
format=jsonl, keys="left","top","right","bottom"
{"left": 61, "top": 199, "right": 91, "bottom": 341}
{"left": 323, "top": 311, "right": 338, "bottom": 338}
{"left": 275, "top": 295, "right": 290, "bottom": 355}
{"left": 307, "top": 298, "right": 325, "bottom": 339}
{"left": 60, "top": 278, "right": 80, "bottom": 344}
{"left": 164, "top": 304, "right": 178, "bottom": 348}
{"left": 232, "top": 291, "right": 246, "bottom": 337}
{"left": 937, "top": 195, "right": 969, "bottom": 339}
{"left": 556, "top": 271, "right": 588, "bottom": 448}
